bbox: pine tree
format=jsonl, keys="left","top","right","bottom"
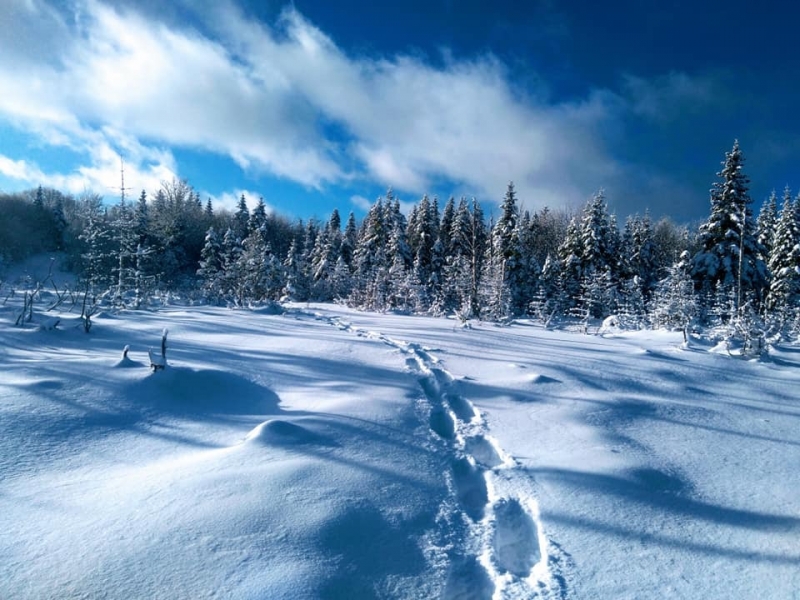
{"left": 135, "top": 190, "right": 149, "bottom": 242}
{"left": 439, "top": 197, "right": 456, "bottom": 254}
{"left": 485, "top": 182, "right": 526, "bottom": 317}
{"left": 442, "top": 198, "right": 470, "bottom": 313}
{"left": 78, "top": 195, "right": 114, "bottom": 292}
{"left": 283, "top": 237, "right": 310, "bottom": 301}
{"left": 650, "top": 251, "right": 696, "bottom": 341}
{"left": 766, "top": 190, "right": 800, "bottom": 315}
{"left": 310, "top": 221, "right": 342, "bottom": 302}
{"left": 351, "top": 199, "right": 389, "bottom": 309}
{"left": 234, "top": 194, "right": 250, "bottom": 240}
{"left": 410, "top": 196, "right": 437, "bottom": 290}
{"left": 620, "top": 213, "right": 657, "bottom": 303}
{"left": 557, "top": 217, "right": 584, "bottom": 312}
{"left": 756, "top": 190, "right": 779, "bottom": 262}
{"left": 197, "top": 227, "right": 223, "bottom": 302}
{"left": 691, "top": 141, "right": 768, "bottom": 311}
{"left": 110, "top": 199, "right": 139, "bottom": 305}
{"left": 249, "top": 197, "right": 268, "bottom": 236}
{"left": 580, "top": 191, "right": 616, "bottom": 281}
{"left": 219, "top": 227, "right": 243, "bottom": 303}
{"left": 387, "top": 217, "right": 413, "bottom": 310}
{"left": 340, "top": 212, "right": 358, "bottom": 270}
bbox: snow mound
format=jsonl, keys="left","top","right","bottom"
{"left": 244, "top": 419, "right": 335, "bottom": 447}
{"left": 528, "top": 373, "right": 559, "bottom": 384}
{"left": 112, "top": 355, "right": 144, "bottom": 368}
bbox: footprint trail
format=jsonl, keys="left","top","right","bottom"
{"left": 316, "top": 312, "right": 571, "bottom": 599}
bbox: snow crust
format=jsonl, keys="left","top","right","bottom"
{"left": 2, "top": 302, "right": 799, "bottom": 599}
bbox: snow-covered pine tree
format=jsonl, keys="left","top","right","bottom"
{"left": 220, "top": 227, "right": 244, "bottom": 304}
{"left": 249, "top": 197, "right": 268, "bottom": 236}
{"left": 532, "top": 253, "right": 564, "bottom": 321}
{"left": 310, "top": 209, "right": 344, "bottom": 301}
{"left": 409, "top": 195, "right": 437, "bottom": 309}
{"left": 467, "top": 199, "right": 488, "bottom": 317}
{"left": 197, "top": 226, "right": 223, "bottom": 303}
{"left": 310, "top": 225, "right": 339, "bottom": 302}
{"left": 650, "top": 250, "right": 696, "bottom": 341}
{"left": 479, "top": 249, "right": 511, "bottom": 322}
{"left": 78, "top": 194, "right": 114, "bottom": 293}
{"left": 557, "top": 217, "right": 584, "bottom": 313}
{"left": 340, "top": 212, "right": 358, "bottom": 271}
{"left": 766, "top": 188, "right": 800, "bottom": 319}
{"left": 485, "top": 182, "right": 526, "bottom": 317}
{"left": 234, "top": 194, "right": 250, "bottom": 240}
{"left": 619, "top": 213, "right": 657, "bottom": 312}
{"left": 283, "top": 236, "right": 310, "bottom": 302}
{"left": 579, "top": 191, "right": 617, "bottom": 289}
{"left": 515, "top": 210, "right": 541, "bottom": 315}
{"left": 756, "top": 189, "right": 779, "bottom": 263}
{"left": 441, "top": 198, "right": 470, "bottom": 313}
{"left": 386, "top": 216, "right": 413, "bottom": 311}
{"left": 691, "top": 141, "right": 768, "bottom": 313}
{"left": 439, "top": 196, "right": 456, "bottom": 255}
{"left": 351, "top": 199, "right": 389, "bottom": 310}
{"left": 135, "top": 190, "right": 150, "bottom": 247}
{"left": 110, "top": 199, "right": 139, "bottom": 306}
{"left": 237, "top": 226, "right": 268, "bottom": 303}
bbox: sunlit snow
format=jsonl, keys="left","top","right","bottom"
{"left": 2, "top": 299, "right": 799, "bottom": 599}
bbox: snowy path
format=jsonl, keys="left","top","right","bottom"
{"left": 316, "top": 311, "right": 570, "bottom": 599}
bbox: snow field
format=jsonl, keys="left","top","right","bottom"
{"left": 2, "top": 301, "right": 800, "bottom": 599}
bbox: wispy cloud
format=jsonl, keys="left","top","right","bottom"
{"left": 623, "top": 72, "right": 720, "bottom": 122}
{"left": 349, "top": 195, "right": 373, "bottom": 212}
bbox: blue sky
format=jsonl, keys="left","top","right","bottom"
{"left": 0, "top": 0, "right": 797, "bottom": 223}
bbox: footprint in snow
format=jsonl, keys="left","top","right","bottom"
{"left": 429, "top": 405, "right": 456, "bottom": 440}
{"left": 445, "top": 392, "right": 477, "bottom": 423}
{"left": 452, "top": 456, "right": 488, "bottom": 522}
{"left": 464, "top": 435, "right": 505, "bottom": 469}
{"left": 492, "top": 497, "right": 541, "bottom": 577}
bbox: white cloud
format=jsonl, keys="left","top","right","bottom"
{"left": 0, "top": 0, "right": 706, "bottom": 214}
{"left": 349, "top": 195, "right": 373, "bottom": 212}
{"left": 207, "top": 189, "right": 272, "bottom": 214}
{"left": 0, "top": 125, "right": 176, "bottom": 199}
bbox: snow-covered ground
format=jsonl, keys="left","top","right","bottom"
{"left": 2, "top": 299, "right": 799, "bottom": 599}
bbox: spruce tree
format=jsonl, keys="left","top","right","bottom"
{"left": 351, "top": 199, "right": 388, "bottom": 309}
{"left": 486, "top": 182, "right": 526, "bottom": 316}
{"left": 234, "top": 194, "right": 250, "bottom": 240}
{"left": 766, "top": 191, "right": 800, "bottom": 314}
{"left": 691, "top": 140, "right": 767, "bottom": 311}
{"left": 340, "top": 212, "right": 358, "bottom": 270}
{"left": 756, "top": 190, "right": 779, "bottom": 262}
{"left": 198, "top": 227, "right": 223, "bottom": 302}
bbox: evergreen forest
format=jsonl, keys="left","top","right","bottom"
{"left": 3, "top": 141, "right": 799, "bottom": 346}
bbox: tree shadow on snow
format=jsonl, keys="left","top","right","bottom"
{"left": 316, "top": 500, "right": 430, "bottom": 600}
{"left": 530, "top": 466, "right": 800, "bottom": 564}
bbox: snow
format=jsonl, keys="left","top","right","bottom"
{"left": 2, "top": 301, "right": 800, "bottom": 599}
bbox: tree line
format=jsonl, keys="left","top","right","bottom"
{"left": 2, "top": 141, "right": 798, "bottom": 339}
